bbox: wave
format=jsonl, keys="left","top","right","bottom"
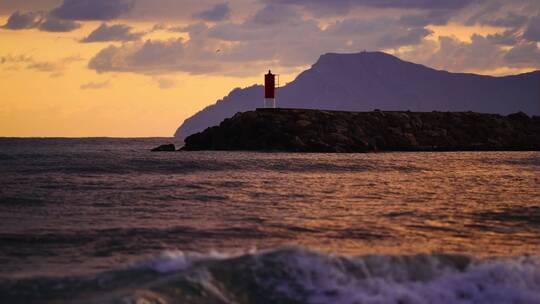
{"left": 0, "top": 147, "right": 427, "bottom": 175}
{"left": 2, "top": 247, "right": 539, "bottom": 303}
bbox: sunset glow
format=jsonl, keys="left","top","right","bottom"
{"left": 1, "top": 0, "right": 539, "bottom": 137}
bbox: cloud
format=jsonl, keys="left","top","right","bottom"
{"left": 88, "top": 12, "right": 433, "bottom": 76}
{"left": 38, "top": 17, "right": 80, "bottom": 32}
{"left": 80, "top": 80, "right": 110, "bottom": 89}
{"left": 504, "top": 42, "right": 540, "bottom": 67}
{"left": 2, "top": 11, "right": 80, "bottom": 32}
{"left": 27, "top": 61, "right": 61, "bottom": 72}
{"left": 435, "top": 35, "right": 506, "bottom": 71}
{"left": 89, "top": 38, "right": 223, "bottom": 74}
{"left": 50, "top": 0, "right": 134, "bottom": 21}
{"left": 464, "top": 0, "right": 533, "bottom": 27}
{"left": 396, "top": 33, "right": 540, "bottom": 73}
{"left": 0, "top": 54, "right": 34, "bottom": 71}
{"left": 0, "top": 1, "right": 60, "bottom": 15}
{"left": 473, "top": 12, "right": 529, "bottom": 27}
{"left": 153, "top": 77, "right": 178, "bottom": 89}
{"left": 250, "top": 3, "right": 302, "bottom": 25}
{"left": 194, "top": 3, "right": 231, "bottom": 21}
{"left": 376, "top": 27, "right": 432, "bottom": 48}
{"left": 486, "top": 29, "right": 520, "bottom": 46}
{"left": 274, "top": 0, "right": 475, "bottom": 9}
{"left": 267, "top": 0, "right": 476, "bottom": 16}
{"left": 82, "top": 23, "right": 144, "bottom": 43}
{"left": 84, "top": 0, "right": 540, "bottom": 77}
{"left": 123, "top": 0, "right": 257, "bottom": 22}
{"left": 25, "top": 55, "right": 83, "bottom": 76}
{"left": 523, "top": 15, "right": 540, "bottom": 42}
{"left": 324, "top": 17, "right": 432, "bottom": 48}
{"left": 88, "top": 15, "right": 316, "bottom": 75}
{"left": 151, "top": 23, "right": 167, "bottom": 31}
{"left": 2, "top": 11, "right": 42, "bottom": 30}
{"left": 399, "top": 10, "right": 454, "bottom": 27}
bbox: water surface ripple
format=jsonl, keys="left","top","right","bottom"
{"left": 0, "top": 138, "right": 539, "bottom": 303}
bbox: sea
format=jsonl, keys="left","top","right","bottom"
{"left": 0, "top": 138, "right": 539, "bottom": 304}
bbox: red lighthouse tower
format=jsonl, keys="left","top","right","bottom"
{"left": 264, "top": 70, "right": 276, "bottom": 108}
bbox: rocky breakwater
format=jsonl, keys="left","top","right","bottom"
{"left": 181, "top": 108, "right": 540, "bottom": 152}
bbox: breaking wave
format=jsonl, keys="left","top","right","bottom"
{"left": 2, "top": 247, "right": 539, "bottom": 304}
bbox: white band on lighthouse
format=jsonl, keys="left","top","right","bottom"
{"left": 264, "top": 98, "right": 276, "bottom": 108}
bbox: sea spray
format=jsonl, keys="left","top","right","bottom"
{"left": 2, "top": 247, "right": 539, "bottom": 304}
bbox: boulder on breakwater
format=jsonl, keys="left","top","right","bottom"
{"left": 151, "top": 144, "right": 176, "bottom": 152}
{"left": 181, "top": 108, "right": 540, "bottom": 152}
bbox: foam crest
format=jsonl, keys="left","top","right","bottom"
{"left": 271, "top": 251, "right": 540, "bottom": 304}
{"left": 135, "top": 248, "right": 257, "bottom": 273}
{"left": 130, "top": 247, "right": 540, "bottom": 303}
{"left": 2, "top": 247, "right": 539, "bottom": 304}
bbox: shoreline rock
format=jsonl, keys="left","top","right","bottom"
{"left": 181, "top": 108, "right": 540, "bottom": 153}
{"left": 151, "top": 144, "right": 176, "bottom": 152}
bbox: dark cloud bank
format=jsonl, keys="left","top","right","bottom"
{"left": 1, "top": 0, "right": 539, "bottom": 76}
{"left": 82, "top": 23, "right": 144, "bottom": 43}
{"left": 50, "top": 0, "right": 134, "bottom": 21}
{"left": 194, "top": 3, "right": 231, "bottom": 21}
{"left": 2, "top": 10, "right": 81, "bottom": 32}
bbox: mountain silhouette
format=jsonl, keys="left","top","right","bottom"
{"left": 175, "top": 51, "right": 540, "bottom": 138}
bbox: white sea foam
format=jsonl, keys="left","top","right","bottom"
{"left": 134, "top": 247, "right": 540, "bottom": 304}
{"left": 293, "top": 253, "right": 540, "bottom": 304}
{"left": 135, "top": 247, "right": 258, "bottom": 273}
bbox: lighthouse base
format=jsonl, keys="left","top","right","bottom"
{"left": 264, "top": 98, "right": 276, "bottom": 108}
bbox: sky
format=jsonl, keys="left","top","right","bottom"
{"left": 1, "top": 0, "right": 539, "bottom": 137}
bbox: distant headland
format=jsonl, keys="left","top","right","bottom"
{"left": 179, "top": 108, "right": 540, "bottom": 152}
{"left": 175, "top": 51, "right": 540, "bottom": 139}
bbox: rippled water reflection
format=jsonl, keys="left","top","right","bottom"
{"left": 0, "top": 138, "right": 539, "bottom": 278}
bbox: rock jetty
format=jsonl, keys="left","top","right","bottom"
{"left": 181, "top": 108, "right": 540, "bottom": 152}
{"left": 151, "top": 144, "right": 176, "bottom": 152}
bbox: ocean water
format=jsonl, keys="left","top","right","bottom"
{"left": 0, "top": 138, "right": 539, "bottom": 303}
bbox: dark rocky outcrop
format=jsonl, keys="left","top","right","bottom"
{"left": 151, "top": 144, "right": 176, "bottom": 152}
{"left": 182, "top": 108, "right": 540, "bottom": 152}
{"left": 175, "top": 51, "right": 540, "bottom": 139}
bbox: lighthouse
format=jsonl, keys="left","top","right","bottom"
{"left": 264, "top": 70, "right": 276, "bottom": 108}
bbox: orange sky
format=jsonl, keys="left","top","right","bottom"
{"left": 0, "top": 18, "right": 268, "bottom": 137}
